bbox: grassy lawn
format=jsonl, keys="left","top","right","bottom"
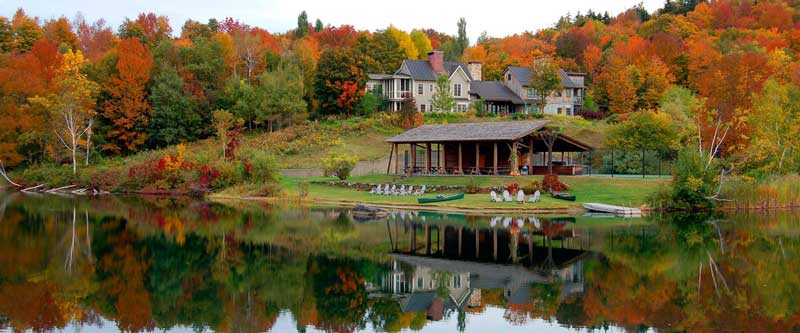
{"left": 281, "top": 175, "right": 668, "bottom": 211}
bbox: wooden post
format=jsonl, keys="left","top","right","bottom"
{"left": 425, "top": 143, "right": 432, "bottom": 174}
{"left": 387, "top": 144, "right": 395, "bottom": 175}
{"left": 408, "top": 143, "right": 415, "bottom": 176}
{"left": 475, "top": 228, "right": 480, "bottom": 259}
{"left": 440, "top": 143, "right": 446, "bottom": 173}
{"left": 493, "top": 142, "right": 498, "bottom": 175}
{"left": 528, "top": 136, "right": 534, "bottom": 170}
{"left": 395, "top": 144, "right": 400, "bottom": 174}
{"left": 458, "top": 226, "right": 463, "bottom": 257}
{"left": 425, "top": 224, "right": 431, "bottom": 255}
{"left": 441, "top": 225, "right": 446, "bottom": 256}
{"left": 475, "top": 143, "right": 480, "bottom": 175}
{"left": 458, "top": 143, "right": 463, "bottom": 174}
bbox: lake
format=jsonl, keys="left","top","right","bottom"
{"left": 0, "top": 192, "right": 798, "bottom": 333}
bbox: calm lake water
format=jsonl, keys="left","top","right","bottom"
{"left": 0, "top": 192, "right": 799, "bottom": 333}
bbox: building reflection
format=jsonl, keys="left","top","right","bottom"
{"left": 372, "top": 212, "right": 589, "bottom": 321}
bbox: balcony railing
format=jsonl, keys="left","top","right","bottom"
{"left": 385, "top": 91, "right": 412, "bottom": 100}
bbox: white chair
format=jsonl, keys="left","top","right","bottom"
{"left": 398, "top": 185, "right": 407, "bottom": 195}
{"left": 370, "top": 184, "right": 381, "bottom": 194}
{"left": 516, "top": 218, "right": 525, "bottom": 228}
{"left": 415, "top": 185, "right": 426, "bottom": 196}
{"left": 503, "top": 217, "right": 512, "bottom": 228}
{"left": 490, "top": 191, "right": 501, "bottom": 202}
{"left": 490, "top": 217, "right": 499, "bottom": 227}
{"left": 529, "top": 190, "right": 541, "bottom": 203}
{"left": 528, "top": 216, "right": 541, "bottom": 229}
{"left": 502, "top": 190, "right": 513, "bottom": 202}
{"left": 516, "top": 190, "right": 526, "bottom": 204}
{"left": 389, "top": 185, "right": 397, "bottom": 195}
{"left": 407, "top": 186, "right": 414, "bottom": 195}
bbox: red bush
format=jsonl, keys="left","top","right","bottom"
{"left": 506, "top": 183, "right": 519, "bottom": 195}
{"left": 542, "top": 174, "right": 568, "bottom": 193}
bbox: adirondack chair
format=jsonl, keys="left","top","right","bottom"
{"left": 490, "top": 217, "right": 498, "bottom": 227}
{"left": 389, "top": 185, "right": 397, "bottom": 195}
{"left": 370, "top": 184, "right": 381, "bottom": 194}
{"left": 529, "top": 190, "right": 541, "bottom": 203}
{"left": 490, "top": 191, "right": 501, "bottom": 202}
{"left": 414, "top": 185, "right": 426, "bottom": 196}
{"left": 398, "top": 185, "right": 407, "bottom": 195}
{"left": 502, "top": 217, "right": 512, "bottom": 228}
{"left": 502, "top": 190, "right": 513, "bottom": 202}
{"left": 407, "top": 186, "right": 414, "bottom": 195}
{"left": 528, "top": 216, "right": 541, "bottom": 229}
{"left": 516, "top": 218, "right": 525, "bottom": 228}
{"left": 516, "top": 190, "right": 526, "bottom": 204}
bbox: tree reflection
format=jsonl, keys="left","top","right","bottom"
{"left": 0, "top": 193, "right": 798, "bottom": 332}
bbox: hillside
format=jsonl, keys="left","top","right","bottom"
{"left": 9, "top": 113, "right": 608, "bottom": 193}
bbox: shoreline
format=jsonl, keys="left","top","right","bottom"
{"left": 208, "top": 194, "right": 588, "bottom": 214}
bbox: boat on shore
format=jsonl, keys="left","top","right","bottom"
{"left": 583, "top": 202, "right": 642, "bottom": 216}
{"left": 551, "top": 193, "right": 576, "bottom": 201}
{"left": 418, "top": 193, "right": 465, "bottom": 204}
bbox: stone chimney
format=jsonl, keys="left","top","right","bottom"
{"left": 467, "top": 62, "right": 482, "bottom": 81}
{"left": 428, "top": 51, "right": 444, "bottom": 74}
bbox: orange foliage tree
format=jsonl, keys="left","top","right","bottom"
{"left": 102, "top": 37, "right": 153, "bottom": 154}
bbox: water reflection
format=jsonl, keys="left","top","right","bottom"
{"left": 0, "top": 192, "right": 799, "bottom": 332}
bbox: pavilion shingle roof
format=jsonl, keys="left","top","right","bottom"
{"left": 385, "top": 120, "right": 550, "bottom": 143}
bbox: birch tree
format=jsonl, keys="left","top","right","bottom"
{"left": 749, "top": 79, "right": 800, "bottom": 173}
{"left": 29, "top": 50, "right": 98, "bottom": 175}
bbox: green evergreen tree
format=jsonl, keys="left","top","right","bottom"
{"left": 296, "top": 11, "right": 309, "bottom": 38}
{"left": 147, "top": 66, "right": 202, "bottom": 148}
{"left": 431, "top": 74, "right": 455, "bottom": 112}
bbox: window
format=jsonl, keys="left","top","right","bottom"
{"left": 453, "top": 275, "right": 462, "bottom": 288}
{"left": 558, "top": 108, "right": 563, "bottom": 114}
{"left": 566, "top": 108, "right": 572, "bottom": 115}
{"left": 506, "top": 73, "right": 511, "bottom": 81}
{"left": 367, "top": 83, "right": 373, "bottom": 91}
{"left": 420, "top": 104, "right": 426, "bottom": 112}
{"left": 417, "top": 277, "right": 424, "bottom": 289}
{"left": 430, "top": 84, "right": 434, "bottom": 92}
{"left": 566, "top": 89, "right": 572, "bottom": 98}
{"left": 418, "top": 83, "right": 424, "bottom": 95}
{"left": 456, "top": 104, "right": 467, "bottom": 112}
{"left": 453, "top": 83, "right": 462, "bottom": 97}
{"left": 527, "top": 88, "right": 536, "bottom": 98}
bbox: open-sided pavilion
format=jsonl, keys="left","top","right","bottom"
{"left": 385, "top": 120, "right": 593, "bottom": 176}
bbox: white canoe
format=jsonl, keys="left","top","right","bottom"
{"left": 583, "top": 203, "right": 642, "bottom": 216}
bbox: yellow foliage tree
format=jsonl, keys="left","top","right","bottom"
{"left": 29, "top": 50, "right": 98, "bottom": 175}
{"left": 386, "top": 26, "right": 418, "bottom": 60}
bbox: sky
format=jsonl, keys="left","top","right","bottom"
{"left": 2, "top": 0, "right": 663, "bottom": 42}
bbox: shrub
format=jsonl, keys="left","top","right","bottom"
{"left": 670, "top": 149, "right": 719, "bottom": 209}
{"left": 322, "top": 152, "right": 357, "bottom": 180}
{"left": 465, "top": 177, "right": 480, "bottom": 194}
{"left": 210, "top": 161, "right": 243, "bottom": 189}
{"left": 522, "top": 180, "right": 541, "bottom": 194}
{"left": 298, "top": 181, "right": 310, "bottom": 198}
{"left": 243, "top": 150, "right": 280, "bottom": 183}
{"left": 512, "top": 113, "right": 544, "bottom": 120}
{"left": 506, "top": 183, "right": 519, "bottom": 195}
{"left": 542, "top": 174, "right": 568, "bottom": 193}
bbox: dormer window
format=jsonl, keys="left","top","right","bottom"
{"left": 506, "top": 73, "right": 511, "bottom": 81}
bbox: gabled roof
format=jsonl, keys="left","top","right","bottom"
{"left": 399, "top": 60, "right": 473, "bottom": 81}
{"left": 386, "top": 120, "right": 550, "bottom": 143}
{"left": 470, "top": 81, "right": 524, "bottom": 104}
{"left": 505, "top": 66, "right": 585, "bottom": 88}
